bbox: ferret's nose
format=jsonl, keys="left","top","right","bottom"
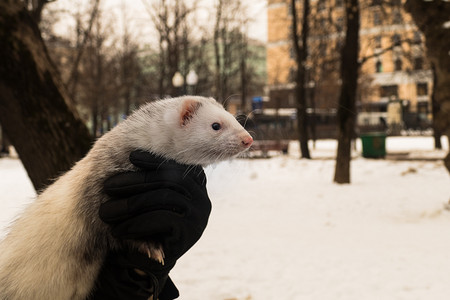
{"left": 241, "top": 135, "right": 253, "bottom": 148}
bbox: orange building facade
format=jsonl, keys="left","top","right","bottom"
{"left": 266, "top": 0, "right": 432, "bottom": 122}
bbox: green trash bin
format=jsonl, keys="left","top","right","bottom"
{"left": 360, "top": 132, "right": 386, "bottom": 158}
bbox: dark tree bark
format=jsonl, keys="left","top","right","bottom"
{"left": 291, "top": 0, "right": 311, "bottom": 159}
{"left": 213, "top": 0, "right": 222, "bottom": 102}
{"left": 0, "top": 0, "right": 92, "bottom": 191}
{"left": 431, "top": 64, "right": 442, "bottom": 149}
{"left": 25, "top": 0, "right": 48, "bottom": 24}
{"left": 239, "top": 37, "right": 248, "bottom": 113}
{"left": 405, "top": 0, "right": 450, "bottom": 173}
{"left": 333, "top": 0, "right": 359, "bottom": 184}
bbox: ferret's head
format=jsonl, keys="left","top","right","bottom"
{"left": 162, "top": 96, "right": 253, "bottom": 166}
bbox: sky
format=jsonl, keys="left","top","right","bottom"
{"left": 46, "top": 0, "right": 268, "bottom": 45}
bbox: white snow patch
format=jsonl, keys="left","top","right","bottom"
{"left": 0, "top": 136, "right": 449, "bottom": 299}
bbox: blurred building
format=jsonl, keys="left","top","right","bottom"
{"left": 265, "top": 0, "right": 432, "bottom": 135}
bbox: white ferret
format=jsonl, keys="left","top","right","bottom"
{"left": 0, "top": 96, "right": 253, "bottom": 299}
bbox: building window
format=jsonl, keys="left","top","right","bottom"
{"left": 373, "top": 11, "right": 381, "bottom": 26}
{"left": 417, "top": 83, "right": 428, "bottom": 96}
{"left": 392, "top": 34, "right": 401, "bottom": 47}
{"left": 413, "top": 56, "right": 423, "bottom": 70}
{"left": 376, "top": 60, "right": 383, "bottom": 73}
{"left": 393, "top": 10, "right": 402, "bottom": 24}
{"left": 417, "top": 101, "right": 428, "bottom": 114}
{"left": 370, "top": 0, "right": 382, "bottom": 6}
{"left": 380, "top": 85, "right": 398, "bottom": 98}
{"left": 317, "top": 0, "right": 326, "bottom": 12}
{"left": 375, "top": 35, "right": 382, "bottom": 48}
{"left": 394, "top": 58, "right": 402, "bottom": 71}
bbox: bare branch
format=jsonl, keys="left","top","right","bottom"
{"left": 359, "top": 38, "right": 412, "bottom": 65}
{"left": 66, "top": 0, "right": 101, "bottom": 101}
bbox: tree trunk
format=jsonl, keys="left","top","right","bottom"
{"left": 240, "top": 36, "right": 248, "bottom": 113}
{"left": 333, "top": 0, "right": 359, "bottom": 184}
{"left": 213, "top": 0, "right": 224, "bottom": 104}
{"left": 0, "top": 0, "right": 92, "bottom": 191}
{"left": 405, "top": 0, "right": 450, "bottom": 173}
{"left": 291, "top": 0, "right": 311, "bottom": 159}
{"left": 158, "top": 35, "right": 166, "bottom": 98}
{"left": 1, "top": 127, "right": 10, "bottom": 154}
{"left": 222, "top": 27, "right": 231, "bottom": 107}
{"left": 431, "top": 64, "right": 442, "bottom": 149}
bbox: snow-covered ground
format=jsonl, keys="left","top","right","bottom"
{"left": 0, "top": 136, "right": 449, "bottom": 300}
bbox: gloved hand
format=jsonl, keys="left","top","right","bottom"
{"left": 92, "top": 150, "right": 212, "bottom": 300}
{"left": 89, "top": 250, "right": 179, "bottom": 300}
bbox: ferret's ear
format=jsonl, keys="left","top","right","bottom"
{"left": 180, "top": 99, "right": 202, "bottom": 126}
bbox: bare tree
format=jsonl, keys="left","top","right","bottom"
{"left": 431, "top": 64, "right": 442, "bottom": 149}
{"left": 23, "top": 0, "right": 50, "bottom": 23}
{"left": 76, "top": 12, "right": 126, "bottom": 137}
{"left": 66, "top": 0, "right": 101, "bottom": 101}
{"left": 142, "top": 0, "right": 197, "bottom": 97}
{"left": 118, "top": 2, "right": 143, "bottom": 116}
{"left": 42, "top": 1, "right": 144, "bottom": 134}
{"left": 213, "top": 0, "right": 254, "bottom": 108}
{"left": 334, "top": 0, "right": 360, "bottom": 184}
{"left": 214, "top": 0, "right": 224, "bottom": 101}
{"left": 291, "top": 0, "right": 311, "bottom": 159}
{"left": 0, "top": 0, "right": 91, "bottom": 191}
{"left": 239, "top": 29, "right": 248, "bottom": 112}
{"left": 405, "top": 0, "right": 450, "bottom": 173}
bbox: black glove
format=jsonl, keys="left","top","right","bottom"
{"left": 101, "top": 150, "right": 211, "bottom": 260}
{"left": 89, "top": 251, "right": 179, "bottom": 300}
{"left": 91, "top": 150, "right": 212, "bottom": 300}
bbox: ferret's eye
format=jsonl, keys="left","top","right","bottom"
{"left": 211, "top": 122, "right": 221, "bottom": 131}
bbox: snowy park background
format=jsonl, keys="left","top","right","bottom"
{"left": 1, "top": 136, "right": 449, "bottom": 300}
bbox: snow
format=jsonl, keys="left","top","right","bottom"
{"left": 1, "top": 136, "right": 449, "bottom": 300}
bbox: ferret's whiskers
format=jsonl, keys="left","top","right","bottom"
{"left": 222, "top": 94, "right": 240, "bottom": 109}
{"left": 243, "top": 109, "right": 257, "bottom": 128}
{"left": 247, "top": 130, "right": 256, "bottom": 138}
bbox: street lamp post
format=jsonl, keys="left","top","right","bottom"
{"left": 172, "top": 71, "right": 184, "bottom": 96}
{"left": 186, "top": 70, "right": 198, "bottom": 95}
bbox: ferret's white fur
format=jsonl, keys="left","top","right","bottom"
{"left": 0, "top": 96, "right": 252, "bottom": 299}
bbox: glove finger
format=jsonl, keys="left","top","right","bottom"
{"left": 104, "top": 169, "right": 193, "bottom": 197}
{"left": 113, "top": 214, "right": 198, "bottom": 261}
{"left": 100, "top": 188, "right": 191, "bottom": 223}
{"left": 104, "top": 171, "right": 158, "bottom": 196}
{"left": 110, "top": 211, "right": 182, "bottom": 240}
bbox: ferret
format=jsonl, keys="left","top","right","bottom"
{"left": 0, "top": 96, "right": 253, "bottom": 299}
